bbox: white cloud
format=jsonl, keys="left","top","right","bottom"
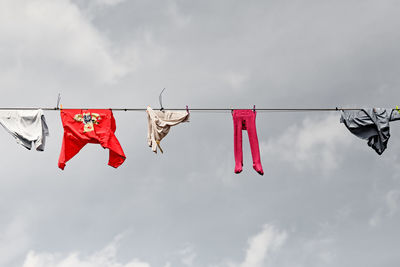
{"left": 91, "top": 0, "right": 126, "bottom": 6}
{"left": 213, "top": 224, "right": 287, "bottom": 267}
{"left": 22, "top": 236, "right": 151, "bottom": 267}
{"left": 239, "top": 224, "right": 287, "bottom": 267}
{"left": 21, "top": 228, "right": 286, "bottom": 267}
{"left": 0, "top": 0, "right": 131, "bottom": 86}
{"left": 262, "top": 115, "right": 352, "bottom": 174}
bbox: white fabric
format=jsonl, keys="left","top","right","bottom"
{"left": 146, "top": 106, "right": 189, "bottom": 153}
{"left": 0, "top": 109, "right": 49, "bottom": 151}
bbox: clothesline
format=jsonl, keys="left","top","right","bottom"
{"left": 0, "top": 107, "right": 366, "bottom": 112}
{"left": 0, "top": 107, "right": 398, "bottom": 172}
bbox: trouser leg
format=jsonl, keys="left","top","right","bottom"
{"left": 246, "top": 112, "right": 264, "bottom": 175}
{"left": 233, "top": 112, "right": 243, "bottom": 173}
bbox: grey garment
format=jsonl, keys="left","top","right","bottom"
{"left": 0, "top": 109, "right": 49, "bottom": 151}
{"left": 340, "top": 108, "right": 400, "bottom": 155}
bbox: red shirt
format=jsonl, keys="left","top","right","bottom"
{"left": 58, "top": 109, "right": 126, "bottom": 170}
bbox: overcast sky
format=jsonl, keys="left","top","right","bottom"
{"left": 1, "top": 0, "right": 400, "bottom": 266}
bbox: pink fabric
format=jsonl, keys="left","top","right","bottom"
{"left": 232, "top": 110, "right": 264, "bottom": 175}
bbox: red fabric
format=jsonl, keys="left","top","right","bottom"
{"left": 232, "top": 110, "right": 264, "bottom": 175}
{"left": 58, "top": 109, "right": 126, "bottom": 170}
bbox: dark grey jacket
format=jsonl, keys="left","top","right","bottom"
{"left": 340, "top": 108, "right": 400, "bottom": 155}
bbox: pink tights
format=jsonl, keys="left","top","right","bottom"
{"left": 232, "top": 110, "right": 264, "bottom": 175}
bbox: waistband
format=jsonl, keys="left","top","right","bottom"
{"left": 232, "top": 110, "right": 257, "bottom": 116}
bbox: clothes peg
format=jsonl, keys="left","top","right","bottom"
{"left": 159, "top": 88, "right": 166, "bottom": 111}
{"left": 56, "top": 93, "right": 61, "bottom": 110}
{"left": 253, "top": 105, "right": 256, "bottom": 113}
{"left": 186, "top": 105, "right": 190, "bottom": 114}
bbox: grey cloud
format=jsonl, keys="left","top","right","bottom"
{"left": 1, "top": 0, "right": 400, "bottom": 266}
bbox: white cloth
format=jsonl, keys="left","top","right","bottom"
{"left": 0, "top": 109, "right": 49, "bottom": 151}
{"left": 146, "top": 106, "right": 189, "bottom": 153}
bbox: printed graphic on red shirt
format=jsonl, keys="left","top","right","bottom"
{"left": 74, "top": 112, "right": 101, "bottom": 132}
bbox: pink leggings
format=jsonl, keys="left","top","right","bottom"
{"left": 232, "top": 110, "right": 264, "bottom": 175}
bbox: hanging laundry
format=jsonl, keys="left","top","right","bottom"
{"left": 0, "top": 109, "right": 49, "bottom": 151}
{"left": 146, "top": 106, "right": 189, "bottom": 153}
{"left": 58, "top": 109, "right": 126, "bottom": 170}
{"left": 340, "top": 108, "right": 400, "bottom": 154}
{"left": 232, "top": 110, "right": 264, "bottom": 175}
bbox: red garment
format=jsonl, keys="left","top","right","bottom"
{"left": 58, "top": 109, "right": 126, "bottom": 170}
{"left": 232, "top": 110, "right": 264, "bottom": 175}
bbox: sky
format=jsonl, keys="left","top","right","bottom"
{"left": 0, "top": 0, "right": 400, "bottom": 266}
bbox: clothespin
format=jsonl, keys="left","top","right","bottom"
{"left": 159, "top": 88, "right": 166, "bottom": 111}
{"left": 253, "top": 105, "right": 256, "bottom": 113}
{"left": 56, "top": 93, "right": 61, "bottom": 110}
{"left": 396, "top": 105, "right": 400, "bottom": 114}
{"left": 186, "top": 105, "right": 190, "bottom": 114}
{"left": 231, "top": 107, "right": 234, "bottom": 114}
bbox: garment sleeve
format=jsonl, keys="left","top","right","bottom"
{"left": 58, "top": 132, "right": 86, "bottom": 170}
